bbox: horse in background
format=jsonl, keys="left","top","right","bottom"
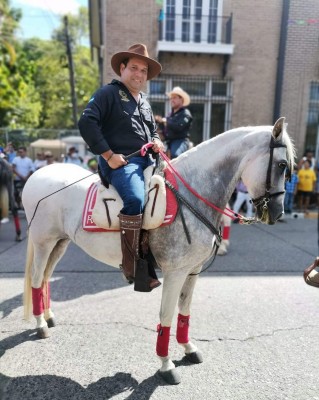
{"left": 0, "top": 157, "right": 21, "bottom": 241}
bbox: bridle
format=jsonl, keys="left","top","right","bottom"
{"left": 251, "top": 136, "right": 289, "bottom": 212}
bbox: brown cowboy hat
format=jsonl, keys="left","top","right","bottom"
{"left": 111, "top": 43, "right": 162, "bottom": 80}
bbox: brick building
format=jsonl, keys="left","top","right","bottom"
{"left": 89, "top": 0, "right": 319, "bottom": 158}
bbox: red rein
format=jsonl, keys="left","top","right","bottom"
{"left": 159, "top": 149, "right": 241, "bottom": 221}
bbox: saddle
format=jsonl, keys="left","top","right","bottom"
{"left": 82, "top": 166, "right": 178, "bottom": 232}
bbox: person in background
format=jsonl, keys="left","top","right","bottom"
{"left": 33, "top": 152, "right": 47, "bottom": 170}
{"left": 155, "top": 86, "right": 192, "bottom": 159}
{"left": 64, "top": 146, "right": 83, "bottom": 166}
{"left": 0, "top": 153, "right": 12, "bottom": 223}
{"left": 44, "top": 151, "right": 56, "bottom": 165}
{"left": 232, "top": 179, "right": 254, "bottom": 220}
{"left": 284, "top": 166, "right": 298, "bottom": 214}
{"left": 78, "top": 43, "right": 164, "bottom": 291}
{"left": 87, "top": 157, "right": 98, "bottom": 173}
{"left": 297, "top": 150, "right": 316, "bottom": 170}
{"left": 297, "top": 159, "right": 316, "bottom": 214}
{"left": 12, "top": 146, "right": 34, "bottom": 209}
{"left": 4, "top": 142, "right": 16, "bottom": 164}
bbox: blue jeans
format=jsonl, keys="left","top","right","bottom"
{"left": 99, "top": 156, "right": 153, "bottom": 215}
{"left": 169, "top": 138, "right": 189, "bottom": 159}
{"left": 284, "top": 192, "right": 294, "bottom": 213}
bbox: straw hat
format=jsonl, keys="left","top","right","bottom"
{"left": 166, "top": 87, "right": 190, "bottom": 106}
{"left": 111, "top": 43, "right": 162, "bottom": 80}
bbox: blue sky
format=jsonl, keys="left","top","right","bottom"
{"left": 11, "top": 0, "right": 88, "bottom": 40}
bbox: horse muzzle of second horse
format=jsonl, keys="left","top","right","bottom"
{"left": 22, "top": 117, "right": 295, "bottom": 385}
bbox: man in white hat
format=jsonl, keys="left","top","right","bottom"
{"left": 156, "top": 86, "right": 193, "bottom": 159}
{"left": 78, "top": 43, "right": 164, "bottom": 292}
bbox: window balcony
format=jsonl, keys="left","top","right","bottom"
{"left": 157, "top": 12, "right": 234, "bottom": 55}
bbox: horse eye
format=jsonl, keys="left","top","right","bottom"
{"left": 278, "top": 161, "right": 287, "bottom": 170}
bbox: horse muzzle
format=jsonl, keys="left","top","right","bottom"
{"left": 253, "top": 192, "right": 285, "bottom": 225}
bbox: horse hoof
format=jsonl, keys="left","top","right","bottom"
{"left": 158, "top": 369, "right": 181, "bottom": 385}
{"left": 47, "top": 317, "right": 56, "bottom": 328}
{"left": 15, "top": 235, "right": 22, "bottom": 242}
{"left": 185, "top": 351, "right": 203, "bottom": 364}
{"left": 37, "top": 326, "right": 50, "bottom": 339}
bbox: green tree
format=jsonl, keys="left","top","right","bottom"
{"left": 0, "top": 0, "right": 41, "bottom": 128}
{"left": 0, "top": 3, "right": 99, "bottom": 130}
{"left": 30, "top": 7, "right": 99, "bottom": 129}
{"left": 52, "top": 7, "right": 89, "bottom": 47}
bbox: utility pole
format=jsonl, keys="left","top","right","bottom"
{"left": 64, "top": 16, "right": 78, "bottom": 128}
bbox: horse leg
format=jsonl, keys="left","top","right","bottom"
{"left": 43, "top": 239, "right": 70, "bottom": 328}
{"left": 156, "top": 271, "right": 186, "bottom": 385}
{"left": 29, "top": 239, "right": 69, "bottom": 339}
{"left": 176, "top": 270, "right": 203, "bottom": 364}
{"left": 0, "top": 185, "right": 9, "bottom": 222}
{"left": 217, "top": 207, "right": 231, "bottom": 256}
{"left": 12, "top": 208, "right": 21, "bottom": 242}
{"left": 7, "top": 180, "right": 21, "bottom": 241}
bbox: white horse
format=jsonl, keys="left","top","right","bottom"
{"left": 23, "top": 118, "right": 294, "bottom": 385}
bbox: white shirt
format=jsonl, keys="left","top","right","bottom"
{"left": 12, "top": 156, "right": 35, "bottom": 180}
{"left": 34, "top": 159, "right": 47, "bottom": 169}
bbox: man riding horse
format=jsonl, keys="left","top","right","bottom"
{"left": 78, "top": 44, "right": 164, "bottom": 292}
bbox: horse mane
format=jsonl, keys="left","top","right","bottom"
{"left": 281, "top": 123, "right": 296, "bottom": 173}
{"left": 177, "top": 121, "right": 296, "bottom": 177}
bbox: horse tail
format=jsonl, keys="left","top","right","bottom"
{"left": 23, "top": 233, "right": 34, "bottom": 321}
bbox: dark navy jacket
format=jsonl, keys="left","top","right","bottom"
{"left": 165, "top": 107, "right": 192, "bottom": 141}
{"left": 78, "top": 80, "right": 160, "bottom": 156}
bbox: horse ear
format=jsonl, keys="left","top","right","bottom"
{"left": 272, "top": 117, "right": 286, "bottom": 139}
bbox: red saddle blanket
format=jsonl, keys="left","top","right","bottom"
{"left": 82, "top": 168, "right": 178, "bottom": 232}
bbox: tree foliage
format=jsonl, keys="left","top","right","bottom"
{"left": 0, "top": 2, "right": 99, "bottom": 130}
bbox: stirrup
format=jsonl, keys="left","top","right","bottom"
{"left": 134, "top": 259, "right": 161, "bottom": 292}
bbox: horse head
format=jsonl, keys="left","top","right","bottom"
{"left": 242, "top": 117, "right": 295, "bottom": 225}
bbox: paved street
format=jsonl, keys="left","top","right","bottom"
{"left": 0, "top": 213, "right": 318, "bottom": 399}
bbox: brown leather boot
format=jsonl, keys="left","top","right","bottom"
{"left": 119, "top": 213, "right": 161, "bottom": 291}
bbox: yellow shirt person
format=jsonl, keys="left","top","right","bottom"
{"left": 297, "top": 160, "right": 316, "bottom": 214}
{"left": 297, "top": 164, "right": 316, "bottom": 192}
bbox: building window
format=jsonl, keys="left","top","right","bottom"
{"left": 148, "top": 75, "right": 232, "bottom": 145}
{"left": 194, "top": 0, "right": 202, "bottom": 42}
{"left": 149, "top": 81, "right": 166, "bottom": 95}
{"left": 208, "top": 0, "right": 218, "bottom": 43}
{"left": 305, "top": 82, "right": 319, "bottom": 158}
{"left": 166, "top": 0, "right": 176, "bottom": 41}
{"left": 163, "top": 0, "right": 221, "bottom": 43}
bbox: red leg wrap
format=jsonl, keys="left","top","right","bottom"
{"left": 176, "top": 314, "right": 190, "bottom": 344}
{"left": 13, "top": 215, "right": 21, "bottom": 233}
{"left": 156, "top": 324, "right": 171, "bottom": 357}
{"left": 32, "top": 287, "right": 44, "bottom": 316}
{"left": 222, "top": 226, "right": 230, "bottom": 240}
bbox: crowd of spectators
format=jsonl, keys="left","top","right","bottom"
{"left": 0, "top": 142, "right": 98, "bottom": 218}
